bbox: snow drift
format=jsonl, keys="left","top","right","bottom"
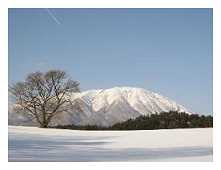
{"left": 9, "top": 87, "right": 191, "bottom": 127}
{"left": 8, "top": 126, "right": 212, "bottom": 161}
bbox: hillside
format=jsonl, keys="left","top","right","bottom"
{"left": 54, "top": 111, "right": 213, "bottom": 130}
{"left": 8, "top": 126, "right": 213, "bottom": 161}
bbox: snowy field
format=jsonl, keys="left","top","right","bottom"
{"left": 8, "top": 126, "right": 213, "bottom": 162}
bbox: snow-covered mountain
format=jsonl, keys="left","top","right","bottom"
{"left": 51, "top": 87, "right": 190, "bottom": 126}
{"left": 9, "top": 87, "right": 191, "bottom": 127}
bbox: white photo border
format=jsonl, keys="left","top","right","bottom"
{"left": 0, "top": 0, "right": 220, "bottom": 170}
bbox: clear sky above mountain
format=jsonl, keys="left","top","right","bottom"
{"left": 8, "top": 8, "right": 213, "bottom": 114}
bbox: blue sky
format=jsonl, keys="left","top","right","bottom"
{"left": 8, "top": 9, "right": 213, "bottom": 114}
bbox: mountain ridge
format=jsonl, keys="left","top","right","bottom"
{"left": 9, "top": 86, "right": 192, "bottom": 127}
{"left": 63, "top": 86, "right": 191, "bottom": 126}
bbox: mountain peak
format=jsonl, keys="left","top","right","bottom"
{"left": 9, "top": 86, "right": 191, "bottom": 127}
{"left": 66, "top": 86, "right": 191, "bottom": 126}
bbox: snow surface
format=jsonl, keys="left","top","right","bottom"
{"left": 8, "top": 126, "right": 212, "bottom": 162}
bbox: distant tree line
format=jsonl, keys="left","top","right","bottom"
{"left": 52, "top": 111, "right": 213, "bottom": 130}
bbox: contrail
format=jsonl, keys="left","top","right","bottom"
{"left": 45, "top": 8, "right": 61, "bottom": 25}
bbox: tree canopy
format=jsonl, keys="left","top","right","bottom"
{"left": 9, "top": 70, "right": 80, "bottom": 128}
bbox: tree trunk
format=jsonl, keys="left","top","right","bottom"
{"left": 40, "top": 111, "right": 48, "bottom": 128}
{"left": 40, "top": 123, "right": 48, "bottom": 128}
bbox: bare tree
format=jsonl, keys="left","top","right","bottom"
{"left": 9, "top": 70, "right": 80, "bottom": 128}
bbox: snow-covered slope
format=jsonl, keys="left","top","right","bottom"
{"left": 9, "top": 87, "right": 191, "bottom": 127}
{"left": 8, "top": 126, "right": 213, "bottom": 161}
{"left": 51, "top": 87, "right": 190, "bottom": 126}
